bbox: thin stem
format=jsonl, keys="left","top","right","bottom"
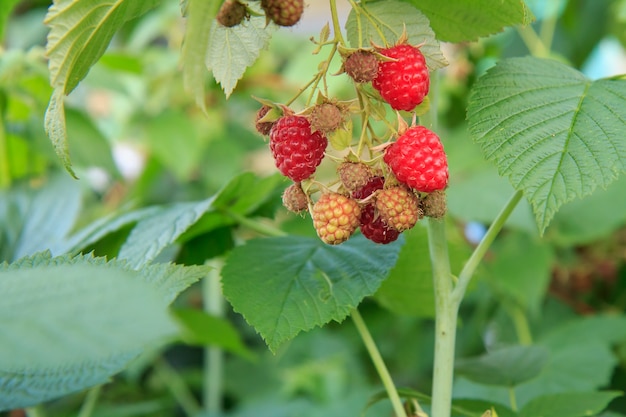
{"left": 427, "top": 218, "right": 457, "bottom": 417}
{"left": 77, "top": 385, "right": 102, "bottom": 417}
{"left": 154, "top": 357, "right": 202, "bottom": 417}
{"left": 351, "top": 309, "right": 408, "bottom": 417}
{"left": 224, "top": 209, "right": 287, "bottom": 237}
{"left": 0, "top": 111, "right": 11, "bottom": 189}
{"left": 539, "top": 0, "right": 559, "bottom": 52}
{"left": 204, "top": 259, "right": 225, "bottom": 414}
{"left": 508, "top": 387, "right": 519, "bottom": 412}
{"left": 329, "top": 0, "right": 346, "bottom": 45}
{"left": 508, "top": 303, "right": 533, "bottom": 346}
{"left": 516, "top": 25, "right": 550, "bottom": 58}
{"left": 452, "top": 190, "right": 523, "bottom": 304}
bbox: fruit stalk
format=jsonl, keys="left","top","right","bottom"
{"left": 351, "top": 309, "right": 408, "bottom": 417}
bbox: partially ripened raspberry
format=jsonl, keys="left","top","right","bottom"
{"left": 344, "top": 50, "right": 379, "bottom": 83}
{"left": 261, "top": 0, "right": 304, "bottom": 27}
{"left": 312, "top": 193, "right": 361, "bottom": 245}
{"left": 421, "top": 189, "right": 447, "bottom": 219}
{"left": 359, "top": 204, "right": 400, "bottom": 244}
{"left": 384, "top": 126, "right": 448, "bottom": 193}
{"left": 375, "top": 186, "right": 420, "bottom": 231}
{"left": 217, "top": 0, "right": 248, "bottom": 27}
{"left": 337, "top": 162, "right": 374, "bottom": 192}
{"left": 372, "top": 44, "right": 429, "bottom": 111}
{"left": 310, "top": 103, "right": 343, "bottom": 133}
{"left": 352, "top": 177, "right": 400, "bottom": 244}
{"left": 269, "top": 115, "right": 328, "bottom": 182}
{"left": 351, "top": 176, "right": 385, "bottom": 200}
{"left": 282, "top": 183, "right": 308, "bottom": 214}
{"left": 255, "top": 105, "right": 274, "bottom": 135}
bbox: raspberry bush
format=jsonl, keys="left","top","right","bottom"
{"left": 2, "top": 1, "right": 626, "bottom": 417}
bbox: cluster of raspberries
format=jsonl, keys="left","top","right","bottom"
{"left": 255, "top": 40, "right": 449, "bottom": 245}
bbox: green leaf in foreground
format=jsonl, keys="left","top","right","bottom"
{"left": 518, "top": 391, "right": 622, "bottom": 417}
{"left": 206, "top": 2, "right": 276, "bottom": 97}
{"left": 221, "top": 234, "right": 404, "bottom": 352}
{"left": 401, "top": 0, "right": 534, "bottom": 42}
{"left": 44, "top": 0, "right": 160, "bottom": 174}
{"left": 467, "top": 57, "right": 626, "bottom": 233}
{"left": 0, "top": 253, "right": 178, "bottom": 410}
{"left": 345, "top": 0, "right": 447, "bottom": 71}
{"left": 455, "top": 345, "right": 549, "bottom": 387}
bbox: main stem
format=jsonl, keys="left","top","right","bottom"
{"left": 204, "top": 259, "right": 225, "bottom": 414}
{"left": 428, "top": 218, "right": 457, "bottom": 417}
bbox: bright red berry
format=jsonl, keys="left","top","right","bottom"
{"left": 261, "top": 0, "right": 304, "bottom": 27}
{"left": 351, "top": 176, "right": 385, "bottom": 200}
{"left": 312, "top": 193, "right": 361, "bottom": 245}
{"left": 372, "top": 44, "right": 429, "bottom": 111}
{"left": 375, "top": 186, "right": 421, "bottom": 232}
{"left": 269, "top": 115, "right": 327, "bottom": 182}
{"left": 384, "top": 126, "right": 448, "bottom": 193}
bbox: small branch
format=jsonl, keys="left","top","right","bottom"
{"left": 154, "top": 357, "right": 201, "bottom": 417}
{"left": 452, "top": 190, "right": 523, "bottom": 304}
{"left": 0, "top": 110, "right": 11, "bottom": 189}
{"left": 516, "top": 25, "right": 550, "bottom": 58}
{"left": 351, "top": 309, "right": 408, "bottom": 417}
{"left": 77, "top": 385, "right": 102, "bottom": 417}
{"left": 329, "top": 0, "right": 346, "bottom": 45}
{"left": 25, "top": 405, "right": 47, "bottom": 417}
{"left": 224, "top": 209, "right": 287, "bottom": 237}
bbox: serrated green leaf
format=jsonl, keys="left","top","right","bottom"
{"left": 345, "top": 0, "right": 447, "bottom": 71}
{"left": 221, "top": 234, "right": 404, "bottom": 352}
{"left": 181, "top": 0, "right": 220, "bottom": 112}
{"left": 455, "top": 345, "right": 550, "bottom": 387}
{"left": 467, "top": 57, "right": 626, "bottom": 234}
{"left": 518, "top": 391, "right": 622, "bottom": 417}
{"left": 44, "top": 0, "right": 160, "bottom": 174}
{"left": 171, "top": 308, "right": 255, "bottom": 360}
{"left": 207, "top": 3, "right": 276, "bottom": 97}
{"left": 400, "top": 0, "right": 534, "bottom": 42}
{"left": 0, "top": 256, "right": 176, "bottom": 410}
{"left": 0, "top": 173, "right": 82, "bottom": 262}
{"left": 2, "top": 251, "right": 207, "bottom": 305}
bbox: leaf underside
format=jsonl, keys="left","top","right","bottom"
{"left": 467, "top": 57, "right": 626, "bottom": 233}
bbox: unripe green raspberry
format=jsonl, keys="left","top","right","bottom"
{"left": 312, "top": 193, "right": 361, "bottom": 245}
{"left": 375, "top": 186, "right": 420, "bottom": 232}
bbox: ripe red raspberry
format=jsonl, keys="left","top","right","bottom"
{"left": 384, "top": 126, "right": 448, "bottom": 193}
{"left": 312, "top": 193, "right": 361, "bottom": 245}
{"left": 282, "top": 183, "right": 308, "bottom": 214}
{"left": 372, "top": 44, "right": 429, "bottom": 111}
{"left": 261, "top": 0, "right": 304, "bottom": 27}
{"left": 375, "top": 186, "right": 421, "bottom": 232}
{"left": 337, "top": 162, "right": 374, "bottom": 192}
{"left": 351, "top": 177, "right": 400, "bottom": 244}
{"left": 216, "top": 0, "right": 248, "bottom": 27}
{"left": 269, "top": 115, "right": 328, "bottom": 182}
{"left": 344, "top": 50, "right": 379, "bottom": 83}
